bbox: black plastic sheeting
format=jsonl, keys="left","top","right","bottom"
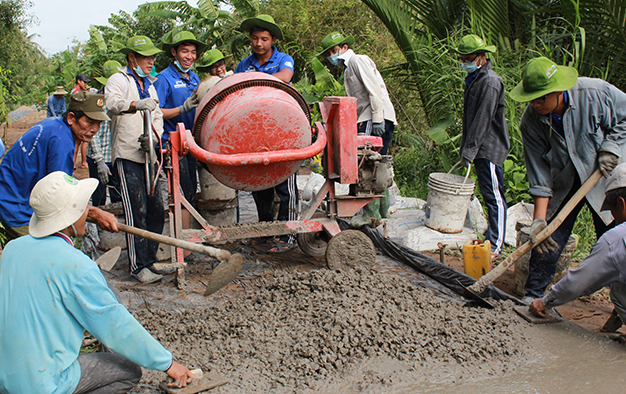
{"left": 356, "top": 224, "right": 523, "bottom": 305}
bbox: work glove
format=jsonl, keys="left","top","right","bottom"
{"left": 371, "top": 122, "right": 385, "bottom": 136}
{"left": 530, "top": 218, "right": 559, "bottom": 254}
{"left": 136, "top": 98, "right": 158, "bottom": 112}
{"left": 138, "top": 134, "right": 155, "bottom": 153}
{"left": 96, "top": 160, "right": 110, "bottom": 185}
{"left": 598, "top": 151, "right": 620, "bottom": 178}
{"left": 179, "top": 91, "right": 198, "bottom": 114}
{"left": 460, "top": 156, "right": 471, "bottom": 168}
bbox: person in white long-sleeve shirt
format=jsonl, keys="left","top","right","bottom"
{"left": 530, "top": 163, "right": 626, "bottom": 332}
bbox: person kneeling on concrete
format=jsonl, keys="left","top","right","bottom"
{"left": 0, "top": 172, "right": 194, "bottom": 393}
{"left": 530, "top": 163, "right": 626, "bottom": 333}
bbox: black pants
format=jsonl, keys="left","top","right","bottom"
{"left": 251, "top": 173, "right": 298, "bottom": 243}
{"left": 524, "top": 175, "right": 614, "bottom": 298}
{"left": 179, "top": 155, "right": 197, "bottom": 204}
{"left": 73, "top": 353, "right": 141, "bottom": 394}
{"left": 88, "top": 161, "right": 122, "bottom": 207}
{"left": 474, "top": 159, "right": 507, "bottom": 255}
{"left": 116, "top": 159, "right": 165, "bottom": 274}
{"left": 357, "top": 119, "right": 395, "bottom": 155}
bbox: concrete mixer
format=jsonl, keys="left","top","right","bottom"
{"left": 164, "top": 72, "right": 393, "bottom": 280}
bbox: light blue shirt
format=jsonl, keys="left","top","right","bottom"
{"left": 0, "top": 235, "right": 172, "bottom": 394}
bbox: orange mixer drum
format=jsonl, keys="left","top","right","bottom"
{"left": 193, "top": 72, "right": 312, "bottom": 191}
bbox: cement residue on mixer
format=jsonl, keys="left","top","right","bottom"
{"left": 130, "top": 268, "right": 529, "bottom": 393}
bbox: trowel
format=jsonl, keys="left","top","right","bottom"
{"left": 159, "top": 369, "right": 228, "bottom": 394}
{"left": 95, "top": 246, "right": 121, "bottom": 271}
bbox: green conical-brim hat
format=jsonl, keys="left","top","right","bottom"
{"left": 238, "top": 14, "right": 283, "bottom": 40}
{"left": 320, "top": 31, "right": 355, "bottom": 56}
{"left": 453, "top": 34, "right": 497, "bottom": 55}
{"left": 119, "top": 35, "right": 162, "bottom": 57}
{"left": 95, "top": 60, "right": 122, "bottom": 85}
{"left": 510, "top": 57, "right": 578, "bottom": 102}
{"left": 196, "top": 49, "right": 225, "bottom": 70}
{"left": 162, "top": 30, "right": 207, "bottom": 57}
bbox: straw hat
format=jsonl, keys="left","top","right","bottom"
{"left": 510, "top": 57, "right": 578, "bottom": 102}
{"left": 29, "top": 172, "right": 98, "bottom": 238}
{"left": 52, "top": 86, "right": 68, "bottom": 95}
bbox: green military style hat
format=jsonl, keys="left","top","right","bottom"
{"left": 95, "top": 60, "right": 122, "bottom": 85}
{"left": 453, "top": 34, "right": 497, "bottom": 55}
{"left": 162, "top": 30, "right": 207, "bottom": 57}
{"left": 196, "top": 49, "right": 225, "bottom": 71}
{"left": 320, "top": 31, "right": 355, "bottom": 56}
{"left": 68, "top": 92, "right": 110, "bottom": 121}
{"left": 510, "top": 57, "right": 578, "bottom": 102}
{"left": 119, "top": 35, "right": 163, "bottom": 57}
{"left": 238, "top": 14, "right": 283, "bottom": 40}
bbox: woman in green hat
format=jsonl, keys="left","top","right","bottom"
{"left": 510, "top": 56, "right": 626, "bottom": 304}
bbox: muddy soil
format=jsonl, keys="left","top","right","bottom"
{"left": 131, "top": 268, "right": 527, "bottom": 393}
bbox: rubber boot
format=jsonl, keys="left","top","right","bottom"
{"left": 351, "top": 198, "right": 382, "bottom": 228}
{"left": 379, "top": 189, "right": 390, "bottom": 219}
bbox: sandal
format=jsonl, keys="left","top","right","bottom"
{"left": 267, "top": 240, "right": 298, "bottom": 254}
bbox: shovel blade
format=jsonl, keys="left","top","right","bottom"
{"left": 204, "top": 253, "right": 243, "bottom": 296}
{"left": 95, "top": 247, "right": 121, "bottom": 272}
{"left": 457, "top": 279, "right": 496, "bottom": 309}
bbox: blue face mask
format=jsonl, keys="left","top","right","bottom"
{"left": 174, "top": 60, "right": 191, "bottom": 73}
{"left": 327, "top": 53, "right": 342, "bottom": 66}
{"left": 132, "top": 59, "right": 149, "bottom": 78}
{"left": 461, "top": 60, "right": 480, "bottom": 74}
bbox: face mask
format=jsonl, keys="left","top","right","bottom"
{"left": 327, "top": 52, "right": 342, "bottom": 66}
{"left": 461, "top": 60, "right": 480, "bottom": 74}
{"left": 133, "top": 58, "right": 149, "bottom": 78}
{"left": 175, "top": 60, "right": 191, "bottom": 73}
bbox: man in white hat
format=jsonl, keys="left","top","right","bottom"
{"left": 0, "top": 171, "right": 194, "bottom": 393}
{"left": 530, "top": 163, "right": 626, "bottom": 334}
{"left": 47, "top": 85, "right": 67, "bottom": 118}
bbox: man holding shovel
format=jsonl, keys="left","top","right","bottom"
{"left": 510, "top": 57, "right": 626, "bottom": 303}
{"left": 530, "top": 163, "right": 626, "bottom": 333}
{"left": 105, "top": 35, "right": 167, "bottom": 284}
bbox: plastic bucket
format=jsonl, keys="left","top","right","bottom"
{"left": 424, "top": 171, "right": 475, "bottom": 233}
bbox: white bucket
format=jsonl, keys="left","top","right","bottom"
{"left": 424, "top": 166, "right": 475, "bottom": 234}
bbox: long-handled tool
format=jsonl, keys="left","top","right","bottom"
{"left": 463, "top": 169, "right": 603, "bottom": 306}
{"left": 142, "top": 110, "right": 157, "bottom": 197}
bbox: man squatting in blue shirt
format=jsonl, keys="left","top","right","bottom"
{"left": 234, "top": 14, "right": 300, "bottom": 253}
{"left": 0, "top": 172, "right": 194, "bottom": 393}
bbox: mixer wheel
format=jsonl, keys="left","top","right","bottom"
{"left": 296, "top": 231, "right": 330, "bottom": 258}
{"left": 325, "top": 230, "right": 376, "bottom": 270}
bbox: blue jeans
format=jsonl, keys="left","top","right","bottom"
{"left": 474, "top": 159, "right": 507, "bottom": 255}
{"left": 524, "top": 176, "right": 614, "bottom": 298}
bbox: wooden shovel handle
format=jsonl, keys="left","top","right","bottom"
{"left": 469, "top": 169, "right": 603, "bottom": 294}
{"left": 89, "top": 219, "right": 231, "bottom": 262}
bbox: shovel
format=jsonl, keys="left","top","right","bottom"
{"left": 462, "top": 169, "right": 603, "bottom": 306}
{"left": 95, "top": 246, "right": 121, "bottom": 271}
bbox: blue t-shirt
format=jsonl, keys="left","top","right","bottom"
{"left": 154, "top": 62, "right": 200, "bottom": 138}
{"left": 0, "top": 235, "right": 172, "bottom": 394}
{"left": 234, "top": 46, "right": 294, "bottom": 78}
{"left": 0, "top": 117, "right": 75, "bottom": 227}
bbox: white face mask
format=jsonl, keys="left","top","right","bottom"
{"left": 174, "top": 60, "right": 191, "bottom": 73}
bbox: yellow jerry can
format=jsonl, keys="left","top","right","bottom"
{"left": 462, "top": 240, "right": 492, "bottom": 279}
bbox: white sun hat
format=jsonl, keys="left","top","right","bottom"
{"left": 29, "top": 171, "right": 98, "bottom": 238}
